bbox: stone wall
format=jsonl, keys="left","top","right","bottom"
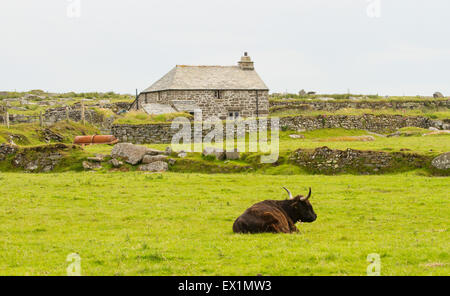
{"left": 290, "top": 146, "right": 431, "bottom": 174}
{"left": 112, "top": 119, "right": 269, "bottom": 144}
{"left": 112, "top": 114, "right": 446, "bottom": 144}
{"left": 0, "top": 107, "right": 109, "bottom": 126}
{"left": 270, "top": 99, "right": 450, "bottom": 112}
{"left": 278, "top": 114, "right": 447, "bottom": 132}
{"left": 0, "top": 143, "right": 82, "bottom": 172}
{"left": 44, "top": 107, "right": 103, "bottom": 123}
{"left": 136, "top": 90, "right": 269, "bottom": 119}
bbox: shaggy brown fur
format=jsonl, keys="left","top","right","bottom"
{"left": 233, "top": 188, "right": 317, "bottom": 234}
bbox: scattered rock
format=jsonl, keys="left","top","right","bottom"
{"left": 109, "top": 158, "right": 123, "bottom": 168}
{"left": 138, "top": 161, "right": 168, "bottom": 172}
{"left": 203, "top": 147, "right": 225, "bottom": 160}
{"left": 25, "top": 163, "right": 39, "bottom": 171}
{"left": 111, "top": 143, "right": 148, "bottom": 165}
{"left": 142, "top": 154, "right": 168, "bottom": 164}
{"left": 428, "top": 127, "right": 439, "bottom": 131}
{"left": 164, "top": 146, "right": 173, "bottom": 155}
{"left": 430, "top": 119, "right": 449, "bottom": 130}
{"left": 225, "top": 149, "right": 240, "bottom": 160}
{"left": 82, "top": 161, "right": 102, "bottom": 170}
{"left": 178, "top": 151, "right": 187, "bottom": 158}
{"left": 87, "top": 154, "right": 107, "bottom": 162}
{"left": 433, "top": 92, "right": 444, "bottom": 98}
{"left": 9, "top": 144, "right": 73, "bottom": 172}
{"left": 431, "top": 152, "right": 450, "bottom": 170}
{"left": 146, "top": 148, "right": 165, "bottom": 156}
{"left": 0, "top": 143, "right": 18, "bottom": 161}
{"left": 289, "top": 134, "right": 305, "bottom": 139}
{"left": 40, "top": 128, "right": 64, "bottom": 143}
{"left": 168, "top": 159, "right": 176, "bottom": 165}
{"left": 7, "top": 134, "right": 29, "bottom": 145}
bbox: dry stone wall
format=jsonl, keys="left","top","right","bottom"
{"left": 270, "top": 99, "right": 450, "bottom": 112}
{"left": 112, "top": 114, "right": 446, "bottom": 144}
{"left": 1, "top": 107, "right": 111, "bottom": 128}
{"left": 278, "top": 114, "right": 447, "bottom": 132}
{"left": 44, "top": 107, "right": 103, "bottom": 123}
{"left": 290, "top": 146, "right": 431, "bottom": 174}
{"left": 0, "top": 143, "right": 81, "bottom": 172}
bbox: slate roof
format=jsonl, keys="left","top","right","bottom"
{"left": 142, "top": 65, "right": 268, "bottom": 92}
{"left": 141, "top": 103, "right": 176, "bottom": 115}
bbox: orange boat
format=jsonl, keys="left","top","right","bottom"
{"left": 74, "top": 135, "right": 119, "bottom": 145}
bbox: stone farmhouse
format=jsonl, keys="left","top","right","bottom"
{"left": 132, "top": 53, "right": 269, "bottom": 119}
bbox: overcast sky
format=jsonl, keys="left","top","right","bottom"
{"left": 1, "top": 0, "right": 449, "bottom": 96}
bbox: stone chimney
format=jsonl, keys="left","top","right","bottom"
{"left": 238, "top": 52, "right": 254, "bottom": 70}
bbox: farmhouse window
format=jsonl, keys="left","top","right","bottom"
{"left": 228, "top": 111, "right": 240, "bottom": 119}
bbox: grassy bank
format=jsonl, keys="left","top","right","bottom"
{"left": 0, "top": 122, "right": 99, "bottom": 146}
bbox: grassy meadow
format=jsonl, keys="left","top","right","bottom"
{"left": 0, "top": 172, "right": 448, "bottom": 276}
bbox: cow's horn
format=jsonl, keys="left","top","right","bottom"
{"left": 282, "top": 187, "right": 293, "bottom": 200}
{"left": 300, "top": 188, "right": 312, "bottom": 201}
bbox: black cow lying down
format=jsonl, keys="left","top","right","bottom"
{"left": 233, "top": 187, "right": 317, "bottom": 234}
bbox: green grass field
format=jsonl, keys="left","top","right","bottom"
{"left": 0, "top": 172, "right": 448, "bottom": 275}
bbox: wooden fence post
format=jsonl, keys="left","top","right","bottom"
{"left": 81, "top": 101, "right": 85, "bottom": 125}
{"left": 66, "top": 106, "right": 70, "bottom": 122}
{"left": 5, "top": 110, "right": 9, "bottom": 129}
{"left": 39, "top": 111, "right": 43, "bottom": 127}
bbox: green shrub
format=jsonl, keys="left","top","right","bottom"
{"left": 202, "top": 154, "right": 217, "bottom": 161}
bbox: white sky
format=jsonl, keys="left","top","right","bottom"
{"left": 1, "top": 0, "right": 449, "bottom": 96}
